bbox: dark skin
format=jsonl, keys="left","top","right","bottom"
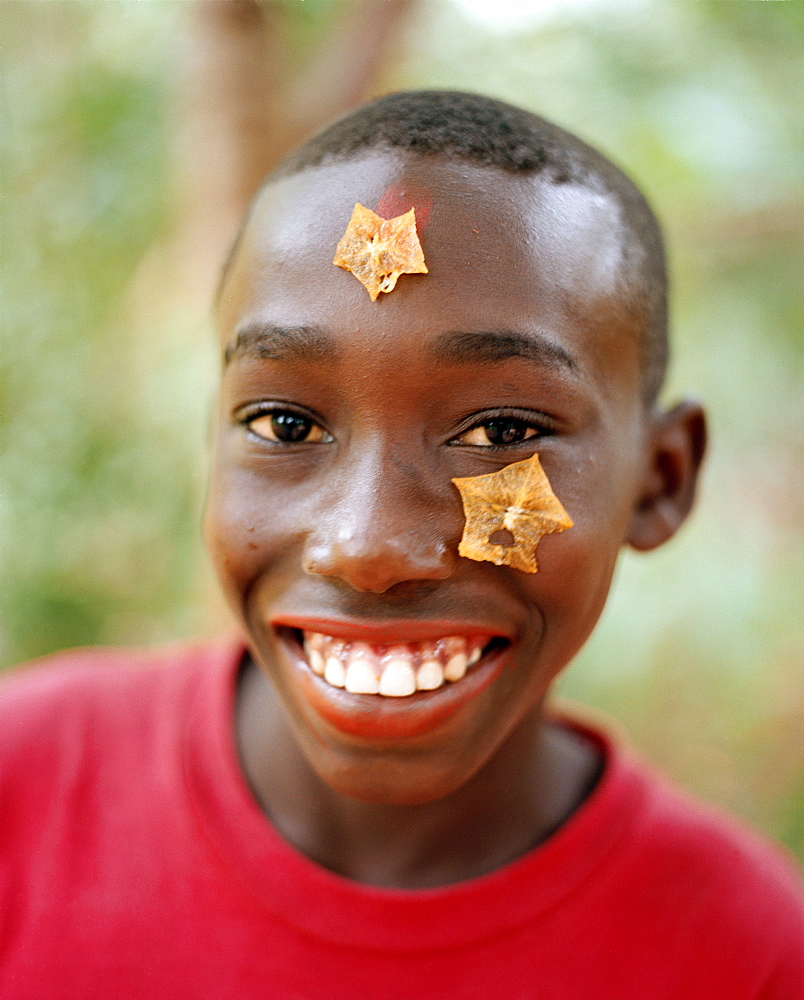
{"left": 207, "top": 150, "right": 706, "bottom": 889}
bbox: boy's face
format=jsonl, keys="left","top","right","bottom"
{"left": 208, "top": 150, "right": 658, "bottom": 804}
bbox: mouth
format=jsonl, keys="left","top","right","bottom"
{"left": 271, "top": 618, "right": 512, "bottom": 740}
{"left": 300, "top": 631, "right": 500, "bottom": 697}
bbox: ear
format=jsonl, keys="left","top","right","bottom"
{"left": 627, "top": 400, "right": 707, "bottom": 552}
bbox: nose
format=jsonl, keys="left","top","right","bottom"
{"left": 302, "top": 450, "right": 458, "bottom": 593}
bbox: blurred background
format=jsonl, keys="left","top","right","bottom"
{"left": 1, "top": 0, "right": 801, "bottom": 855}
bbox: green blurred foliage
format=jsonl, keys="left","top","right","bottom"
{"left": 1, "top": 3, "right": 205, "bottom": 659}
{"left": 1, "top": 0, "right": 801, "bottom": 853}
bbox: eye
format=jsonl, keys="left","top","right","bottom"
{"left": 453, "top": 417, "right": 542, "bottom": 448}
{"left": 246, "top": 410, "right": 331, "bottom": 444}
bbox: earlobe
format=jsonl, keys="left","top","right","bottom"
{"left": 627, "top": 400, "right": 707, "bottom": 552}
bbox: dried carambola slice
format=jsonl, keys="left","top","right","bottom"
{"left": 452, "top": 454, "right": 572, "bottom": 574}
{"left": 333, "top": 203, "right": 427, "bottom": 300}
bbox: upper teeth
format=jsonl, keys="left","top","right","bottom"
{"left": 302, "top": 632, "right": 487, "bottom": 697}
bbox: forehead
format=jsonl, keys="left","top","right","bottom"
{"left": 218, "top": 151, "right": 641, "bottom": 398}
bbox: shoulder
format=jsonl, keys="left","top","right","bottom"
{"left": 626, "top": 752, "right": 801, "bottom": 912}
{"left": 1, "top": 641, "right": 218, "bottom": 720}
{"left": 0, "top": 639, "right": 241, "bottom": 774}
{"left": 0, "top": 639, "right": 243, "bottom": 856}
{"left": 604, "top": 730, "right": 803, "bottom": 989}
{"left": 553, "top": 712, "right": 802, "bottom": 994}
{"left": 564, "top": 715, "right": 800, "bottom": 906}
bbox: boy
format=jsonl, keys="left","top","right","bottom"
{"left": 1, "top": 91, "right": 801, "bottom": 998}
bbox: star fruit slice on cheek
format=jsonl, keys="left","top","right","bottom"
{"left": 452, "top": 453, "right": 573, "bottom": 574}
{"left": 333, "top": 203, "right": 428, "bottom": 301}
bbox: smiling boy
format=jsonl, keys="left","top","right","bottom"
{"left": 1, "top": 91, "right": 801, "bottom": 998}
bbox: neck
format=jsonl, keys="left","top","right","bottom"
{"left": 235, "top": 656, "right": 601, "bottom": 890}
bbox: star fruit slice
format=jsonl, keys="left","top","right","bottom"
{"left": 452, "top": 453, "right": 573, "bottom": 574}
{"left": 333, "top": 203, "right": 428, "bottom": 301}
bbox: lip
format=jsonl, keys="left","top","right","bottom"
{"left": 272, "top": 618, "right": 512, "bottom": 741}
{"left": 271, "top": 614, "right": 509, "bottom": 646}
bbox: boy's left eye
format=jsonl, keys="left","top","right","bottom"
{"left": 453, "top": 418, "right": 541, "bottom": 448}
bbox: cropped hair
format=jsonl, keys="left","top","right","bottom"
{"left": 226, "top": 91, "right": 668, "bottom": 401}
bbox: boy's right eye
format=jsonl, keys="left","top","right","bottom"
{"left": 245, "top": 410, "right": 332, "bottom": 444}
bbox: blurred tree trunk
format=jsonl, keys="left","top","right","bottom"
{"left": 174, "top": 0, "right": 416, "bottom": 300}
{"left": 121, "top": 0, "right": 416, "bottom": 632}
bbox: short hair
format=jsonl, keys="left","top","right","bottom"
{"left": 225, "top": 90, "right": 668, "bottom": 402}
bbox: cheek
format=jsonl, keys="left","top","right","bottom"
{"left": 203, "top": 488, "right": 251, "bottom": 609}
{"left": 524, "top": 467, "right": 635, "bottom": 669}
{"left": 556, "top": 522, "right": 619, "bottom": 617}
{"left": 203, "top": 459, "right": 293, "bottom": 606}
{"left": 518, "top": 528, "right": 616, "bottom": 685}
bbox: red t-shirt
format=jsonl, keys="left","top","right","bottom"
{"left": 1, "top": 641, "right": 801, "bottom": 999}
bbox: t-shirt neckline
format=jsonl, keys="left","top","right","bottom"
{"left": 182, "top": 641, "right": 647, "bottom": 951}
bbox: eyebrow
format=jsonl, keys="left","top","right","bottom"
{"left": 224, "top": 323, "right": 579, "bottom": 375}
{"left": 431, "top": 330, "right": 579, "bottom": 374}
{"left": 224, "top": 323, "right": 336, "bottom": 365}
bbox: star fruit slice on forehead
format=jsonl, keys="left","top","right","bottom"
{"left": 452, "top": 453, "right": 573, "bottom": 574}
{"left": 333, "top": 203, "right": 428, "bottom": 301}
